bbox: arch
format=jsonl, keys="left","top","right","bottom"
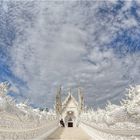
{"left": 64, "top": 111, "right": 76, "bottom": 127}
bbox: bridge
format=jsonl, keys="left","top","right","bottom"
{"left": 0, "top": 82, "right": 140, "bottom": 140}
{"left": 47, "top": 128, "right": 91, "bottom": 140}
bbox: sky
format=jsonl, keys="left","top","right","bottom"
{"left": 1, "top": 0, "right": 140, "bottom": 108}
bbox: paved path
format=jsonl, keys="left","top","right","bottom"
{"left": 47, "top": 127, "right": 91, "bottom": 140}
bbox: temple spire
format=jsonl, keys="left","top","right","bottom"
{"left": 78, "top": 86, "right": 84, "bottom": 113}
{"left": 68, "top": 87, "right": 72, "bottom": 96}
{"left": 55, "top": 85, "right": 62, "bottom": 115}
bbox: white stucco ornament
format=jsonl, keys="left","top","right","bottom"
{"left": 135, "top": 85, "right": 140, "bottom": 93}
{"left": 0, "top": 82, "right": 9, "bottom": 96}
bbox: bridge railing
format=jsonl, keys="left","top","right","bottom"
{"left": 80, "top": 120, "right": 140, "bottom": 140}
{"left": 0, "top": 112, "right": 59, "bottom": 140}
{"left": 0, "top": 119, "right": 58, "bottom": 140}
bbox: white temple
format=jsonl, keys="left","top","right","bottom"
{"left": 0, "top": 81, "right": 140, "bottom": 139}
{"left": 55, "top": 87, "right": 84, "bottom": 127}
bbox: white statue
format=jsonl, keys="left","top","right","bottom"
{"left": 0, "top": 81, "right": 9, "bottom": 97}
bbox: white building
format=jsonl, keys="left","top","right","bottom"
{"left": 55, "top": 87, "right": 84, "bottom": 127}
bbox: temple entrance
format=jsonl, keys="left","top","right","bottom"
{"left": 68, "top": 122, "right": 73, "bottom": 127}
{"left": 68, "top": 117, "right": 73, "bottom": 127}
{"left": 65, "top": 111, "right": 76, "bottom": 127}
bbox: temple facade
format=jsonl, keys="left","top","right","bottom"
{"left": 55, "top": 87, "right": 84, "bottom": 127}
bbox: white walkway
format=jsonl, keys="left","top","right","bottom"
{"left": 46, "top": 127, "right": 91, "bottom": 140}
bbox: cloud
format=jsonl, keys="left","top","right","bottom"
{"left": 1, "top": 0, "right": 140, "bottom": 108}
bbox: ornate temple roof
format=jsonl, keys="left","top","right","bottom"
{"left": 62, "top": 92, "right": 78, "bottom": 112}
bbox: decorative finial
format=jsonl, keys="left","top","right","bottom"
{"left": 68, "top": 87, "right": 71, "bottom": 96}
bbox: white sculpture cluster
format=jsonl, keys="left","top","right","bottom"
{"left": 80, "top": 85, "right": 140, "bottom": 140}
{"left": 0, "top": 82, "right": 58, "bottom": 139}
{"left": 0, "top": 81, "right": 9, "bottom": 96}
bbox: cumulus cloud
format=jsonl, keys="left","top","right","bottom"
{"left": 1, "top": 0, "right": 140, "bottom": 108}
